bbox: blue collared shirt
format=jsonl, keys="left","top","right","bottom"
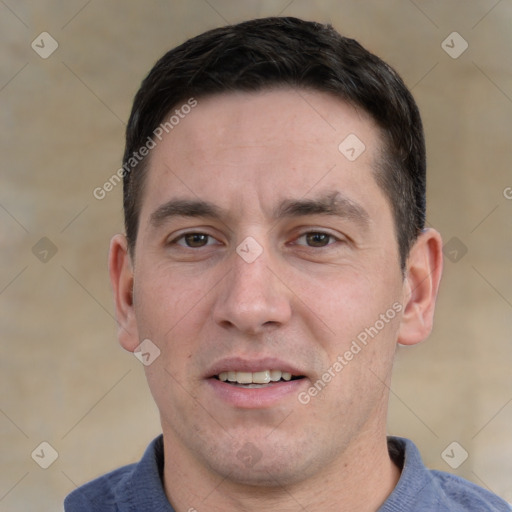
{"left": 64, "top": 435, "right": 511, "bottom": 511}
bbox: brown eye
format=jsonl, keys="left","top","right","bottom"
{"left": 169, "top": 231, "right": 222, "bottom": 250}
{"left": 304, "top": 232, "right": 332, "bottom": 247}
{"left": 183, "top": 233, "right": 210, "bottom": 247}
{"left": 176, "top": 233, "right": 211, "bottom": 248}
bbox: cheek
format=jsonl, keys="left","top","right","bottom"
{"left": 295, "top": 267, "right": 378, "bottom": 329}
{"left": 134, "top": 263, "right": 200, "bottom": 331}
{"left": 134, "top": 271, "right": 207, "bottom": 409}
{"left": 133, "top": 264, "right": 219, "bottom": 373}
{"left": 295, "top": 264, "right": 403, "bottom": 365}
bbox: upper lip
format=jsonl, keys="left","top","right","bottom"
{"left": 205, "top": 357, "right": 306, "bottom": 379}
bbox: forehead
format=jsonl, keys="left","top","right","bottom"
{"left": 140, "top": 88, "right": 388, "bottom": 221}
{"left": 163, "top": 88, "right": 379, "bottom": 158}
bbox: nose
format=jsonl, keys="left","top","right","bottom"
{"left": 212, "top": 245, "right": 292, "bottom": 335}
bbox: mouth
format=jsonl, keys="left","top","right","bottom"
{"left": 205, "top": 357, "right": 308, "bottom": 407}
{"left": 214, "top": 370, "right": 305, "bottom": 388}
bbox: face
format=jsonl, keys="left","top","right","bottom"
{"left": 113, "top": 89, "right": 424, "bottom": 486}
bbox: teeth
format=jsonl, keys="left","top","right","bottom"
{"left": 253, "top": 371, "right": 271, "bottom": 384}
{"left": 236, "top": 371, "right": 252, "bottom": 384}
{"left": 269, "top": 370, "right": 282, "bottom": 382}
{"left": 217, "top": 370, "right": 294, "bottom": 384}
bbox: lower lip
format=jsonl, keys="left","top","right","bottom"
{"left": 206, "top": 378, "right": 307, "bottom": 408}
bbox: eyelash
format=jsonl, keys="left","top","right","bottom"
{"left": 293, "top": 231, "right": 339, "bottom": 248}
{"left": 168, "top": 230, "right": 342, "bottom": 249}
{"left": 170, "top": 232, "right": 220, "bottom": 248}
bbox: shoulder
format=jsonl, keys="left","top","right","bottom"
{"left": 64, "top": 435, "right": 167, "bottom": 512}
{"left": 429, "top": 469, "right": 512, "bottom": 511}
{"left": 384, "top": 437, "right": 511, "bottom": 512}
{"left": 64, "top": 463, "right": 136, "bottom": 511}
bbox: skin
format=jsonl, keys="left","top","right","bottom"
{"left": 110, "top": 88, "right": 443, "bottom": 512}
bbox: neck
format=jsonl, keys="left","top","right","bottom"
{"left": 161, "top": 426, "right": 401, "bottom": 512}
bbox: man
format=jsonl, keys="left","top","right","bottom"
{"left": 65, "top": 16, "right": 510, "bottom": 512}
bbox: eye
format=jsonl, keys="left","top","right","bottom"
{"left": 295, "top": 232, "right": 338, "bottom": 247}
{"left": 173, "top": 233, "right": 219, "bottom": 248}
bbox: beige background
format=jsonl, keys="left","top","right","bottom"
{"left": 1, "top": 0, "right": 511, "bottom": 510}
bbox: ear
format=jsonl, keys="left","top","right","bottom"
{"left": 397, "top": 228, "right": 443, "bottom": 346}
{"left": 109, "top": 234, "right": 139, "bottom": 352}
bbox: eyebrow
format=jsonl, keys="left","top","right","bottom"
{"left": 149, "top": 191, "right": 370, "bottom": 228}
{"left": 150, "top": 199, "right": 223, "bottom": 227}
{"left": 275, "top": 191, "right": 370, "bottom": 228}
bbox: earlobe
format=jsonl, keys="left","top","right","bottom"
{"left": 109, "top": 234, "right": 139, "bottom": 352}
{"left": 397, "top": 228, "right": 443, "bottom": 346}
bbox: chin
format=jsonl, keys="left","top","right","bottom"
{"left": 203, "top": 436, "right": 326, "bottom": 488}
{"left": 216, "top": 457, "right": 312, "bottom": 487}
